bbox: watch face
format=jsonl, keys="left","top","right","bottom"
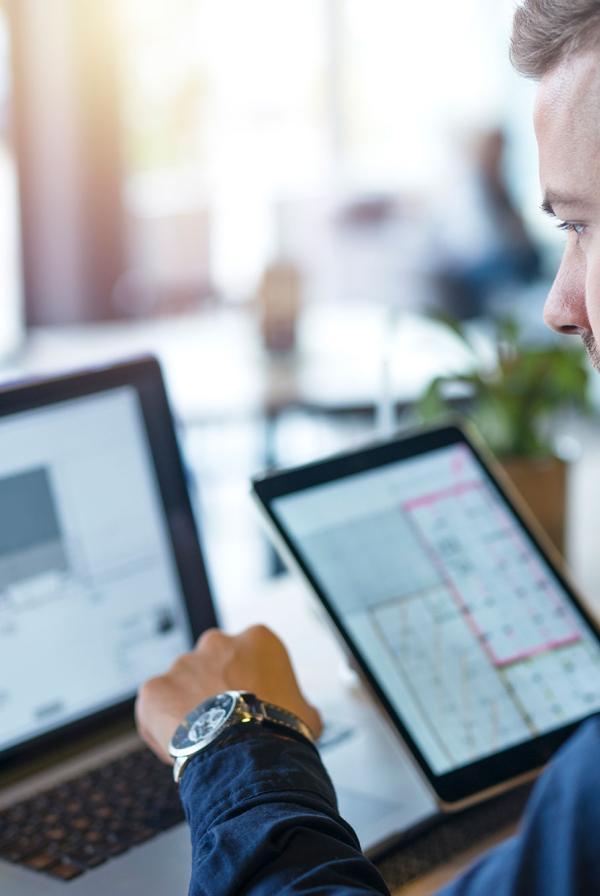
{"left": 170, "top": 692, "right": 238, "bottom": 756}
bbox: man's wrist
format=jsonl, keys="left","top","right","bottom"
{"left": 169, "top": 692, "right": 318, "bottom": 783}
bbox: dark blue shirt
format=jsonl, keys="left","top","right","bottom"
{"left": 179, "top": 717, "right": 600, "bottom": 896}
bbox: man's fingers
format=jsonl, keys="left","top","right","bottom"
{"left": 195, "top": 627, "right": 230, "bottom": 652}
{"left": 237, "top": 623, "right": 284, "bottom": 652}
{"left": 236, "top": 625, "right": 323, "bottom": 736}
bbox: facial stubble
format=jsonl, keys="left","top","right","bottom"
{"left": 582, "top": 332, "right": 600, "bottom": 372}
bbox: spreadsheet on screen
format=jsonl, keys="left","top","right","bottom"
{"left": 273, "top": 444, "right": 600, "bottom": 773}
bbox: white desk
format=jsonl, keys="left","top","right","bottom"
{"left": 3, "top": 305, "right": 477, "bottom": 423}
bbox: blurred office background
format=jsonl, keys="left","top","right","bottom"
{"left": 1, "top": 0, "right": 599, "bottom": 618}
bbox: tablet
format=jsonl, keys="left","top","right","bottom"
{"left": 252, "top": 424, "right": 600, "bottom": 804}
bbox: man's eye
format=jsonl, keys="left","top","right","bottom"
{"left": 557, "top": 221, "right": 587, "bottom": 236}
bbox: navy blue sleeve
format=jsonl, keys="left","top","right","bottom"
{"left": 178, "top": 726, "right": 391, "bottom": 895}
{"left": 179, "top": 717, "right": 600, "bottom": 896}
{"left": 439, "top": 716, "right": 600, "bottom": 896}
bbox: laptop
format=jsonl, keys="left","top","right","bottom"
{"left": 0, "top": 357, "right": 436, "bottom": 895}
{"left": 252, "top": 423, "right": 600, "bottom": 827}
{"left": 0, "top": 357, "right": 219, "bottom": 894}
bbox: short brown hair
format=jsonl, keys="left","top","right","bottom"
{"left": 511, "top": 0, "right": 600, "bottom": 78}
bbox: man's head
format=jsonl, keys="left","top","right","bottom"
{"left": 512, "top": 1, "right": 600, "bottom": 370}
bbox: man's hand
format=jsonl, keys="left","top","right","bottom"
{"left": 135, "top": 625, "right": 322, "bottom": 763}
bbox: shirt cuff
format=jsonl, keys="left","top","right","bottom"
{"left": 179, "top": 724, "right": 340, "bottom": 837}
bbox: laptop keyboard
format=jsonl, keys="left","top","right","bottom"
{"left": 0, "top": 747, "right": 184, "bottom": 882}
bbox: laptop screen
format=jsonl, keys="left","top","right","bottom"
{"left": 0, "top": 386, "right": 193, "bottom": 754}
{"left": 271, "top": 442, "right": 600, "bottom": 774}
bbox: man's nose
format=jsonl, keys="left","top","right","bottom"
{"left": 543, "top": 247, "right": 590, "bottom": 335}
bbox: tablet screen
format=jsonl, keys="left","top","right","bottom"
{"left": 272, "top": 442, "right": 600, "bottom": 774}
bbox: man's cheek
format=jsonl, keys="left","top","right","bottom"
{"left": 586, "top": 246, "right": 600, "bottom": 339}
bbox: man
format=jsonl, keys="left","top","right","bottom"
{"left": 135, "top": 2, "right": 600, "bottom": 893}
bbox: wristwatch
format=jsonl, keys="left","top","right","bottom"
{"left": 168, "top": 690, "right": 315, "bottom": 783}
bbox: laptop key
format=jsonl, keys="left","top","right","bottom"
{"left": 102, "top": 840, "right": 129, "bottom": 858}
{"left": 128, "top": 826, "right": 156, "bottom": 845}
{"left": 64, "top": 844, "right": 107, "bottom": 869}
{"left": 1, "top": 835, "right": 46, "bottom": 862}
{"left": 24, "top": 851, "right": 60, "bottom": 872}
{"left": 47, "top": 860, "right": 84, "bottom": 881}
{"left": 45, "top": 826, "right": 69, "bottom": 842}
{"left": 82, "top": 829, "right": 105, "bottom": 845}
{"left": 0, "top": 823, "right": 21, "bottom": 848}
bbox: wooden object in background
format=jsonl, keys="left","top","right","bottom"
{"left": 258, "top": 261, "right": 301, "bottom": 353}
{"left": 501, "top": 456, "right": 567, "bottom": 557}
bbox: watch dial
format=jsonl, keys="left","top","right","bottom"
{"left": 171, "top": 692, "right": 237, "bottom": 754}
{"left": 188, "top": 706, "right": 228, "bottom": 742}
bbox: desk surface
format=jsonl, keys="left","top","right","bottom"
{"left": 390, "top": 824, "right": 515, "bottom": 895}
{"left": 2, "top": 305, "right": 476, "bottom": 421}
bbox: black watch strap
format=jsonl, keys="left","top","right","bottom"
{"left": 253, "top": 698, "right": 316, "bottom": 745}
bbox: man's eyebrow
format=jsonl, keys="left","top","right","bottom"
{"left": 541, "top": 197, "right": 556, "bottom": 217}
{"left": 541, "top": 191, "right": 596, "bottom": 215}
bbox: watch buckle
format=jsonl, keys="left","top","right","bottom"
{"left": 238, "top": 693, "right": 265, "bottom": 725}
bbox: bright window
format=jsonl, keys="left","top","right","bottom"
{"left": 117, "top": 0, "right": 541, "bottom": 307}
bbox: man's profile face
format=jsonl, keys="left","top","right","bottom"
{"left": 535, "top": 50, "right": 600, "bottom": 370}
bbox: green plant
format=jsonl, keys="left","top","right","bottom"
{"left": 415, "top": 316, "right": 593, "bottom": 459}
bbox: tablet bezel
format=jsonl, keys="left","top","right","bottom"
{"left": 252, "top": 423, "right": 600, "bottom": 804}
{"left": 0, "top": 356, "right": 217, "bottom": 772}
